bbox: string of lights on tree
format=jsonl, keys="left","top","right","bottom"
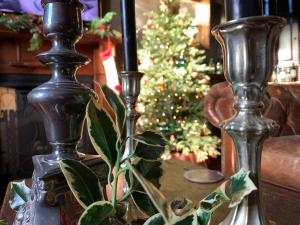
{"left": 137, "top": 0, "right": 220, "bottom": 162}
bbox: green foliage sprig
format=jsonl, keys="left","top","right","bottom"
{"left": 0, "top": 13, "right": 43, "bottom": 51}
{"left": 89, "top": 12, "right": 121, "bottom": 39}
{"left": 0, "top": 12, "right": 120, "bottom": 52}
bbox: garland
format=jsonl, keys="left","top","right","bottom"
{"left": 0, "top": 12, "right": 120, "bottom": 51}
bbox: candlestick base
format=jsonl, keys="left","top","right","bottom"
{"left": 14, "top": 155, "right": 107, "bottom": 225}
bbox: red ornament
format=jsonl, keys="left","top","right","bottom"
{"left": 97, "top": 25, "right": 106, "bottom": 31}
{"left": 115, "top": 85, "right": 122, "bottom": 93}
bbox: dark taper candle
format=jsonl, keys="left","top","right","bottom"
{"left": 120, "top": 0, "right": 138, "bottom": 71}
{"left": 225, "top": 0, "right": 263, "bottom": 21}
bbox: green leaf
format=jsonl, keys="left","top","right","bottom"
{"left": 28, "top": 32, "right": 42, "bottom": 51}
{"left": 125, "top": 159, "right": 163, "bottom": 217}
{"left": 229, "top": 169, "right": 257, "bottom": 208}
{"left": 59, "top": 159, "right": 103, "bottom": 209}
{"left": 132, "top": 131, "right": 168, "bottom": 147}
{"left": 200, "top": 182, "right": 230, "bottom": 213}
{"left": 125, "top": 159, "right": 163, "bottom": 190}
{"left": 135, "top": 143, "right": 164, "bottom": 160}
{"left": 86, "top": 99, "right": 118, "bottom": 171}
{"left": 9, "top": 181, "right": 31, "bottom": 212}
{"left": 135, "top": 160, "right": 163, "bottom": 188}
{"left": 131, "top": 191, "right": 158, "bottom": 216}
{"left": 97, "top": 83, "right": 126, "bottom": 136}
{"left": 144, "top": 213, "right": 165, "bottom": 225}
{"left": 112, "top": 30, "right": 122, "bottom": 37}
{"left": 78, "top": 201, "right": 115, "bottom": 225}
{"left": 128, "top": 163, "right": 170, "bottom": 223}
{"left": 196, "top": 209, "right": 212, "bottom": 225}
{"left": 103, "top": 12, "right": 117, "bottom": 23}
{"left": 174, "top": 213, "right": 197, "bottom": 225}
{"left": 132, "top": 131, "right": 167, "bottom": 161}
{"left": 0, "top": 220, "right": 6, "bottom": 225}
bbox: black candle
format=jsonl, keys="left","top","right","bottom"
{"left": 120, "top": 0, "right": 138, "bottom": 71}
{"left": 225, "top": 0, "right": 263, "bottom": 21}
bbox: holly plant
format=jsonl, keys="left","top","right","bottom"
{"left": 9, "top": 84, "right": 257, "bottom": 225}
{"left": 58, "top": 84, "right": 257, "bottom": 225}
{"left": 89, "top": 12, "right": 121, "bottom": 39}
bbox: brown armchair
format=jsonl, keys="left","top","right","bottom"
{"left": 204, "top": 81, "right": 300, "bottom": 193}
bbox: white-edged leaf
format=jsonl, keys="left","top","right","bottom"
{"left": 86, "top": 99, "right": 119, "bottom": 172}
{"left": 97, "top": 83, "right": 126, "bottom": 136}
{"left": 132, "top": 131, "right": 168, "bottom": 147}
{"left": 78, "top": 201, "right": 115, "bottom": 225}
{"left": 200, "top": 181, "right": 230, "bottom": 213}
{"left": 196, "top": 209, "right": 212, "bottom": 225}
{"left": 128, "top": 163, "right": 170, "bottom": 224}
{"left": 0, "top": 220, "right": 6, "bottom": 225}
{"left": 59, "top": 159, "right": 103, "bottom": 209}
{"left": 229, "top": 169, "right": 257, "bottom": 207}
{"left": 131, "top": 191, "right": 158, "bottom": 216}
{"left": 144, "top": 213, "right": 165, "bottom": 225}
{"left": 9, "top": 181, "right": 31, "bottom": 212}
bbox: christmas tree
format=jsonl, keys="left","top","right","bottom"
{"left": 138, "top": 0, "right": 220, "bottom": 162}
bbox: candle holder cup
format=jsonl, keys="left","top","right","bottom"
{"left": 212, "top": 16, "right": 285, "bottom": 225}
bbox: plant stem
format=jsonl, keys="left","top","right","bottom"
{"left": 111, "top": 150, "right": 121, "bottom": 208}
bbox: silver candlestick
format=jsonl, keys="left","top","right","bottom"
{"left": 212, "top": 16, "right": 285, "bottom": 225}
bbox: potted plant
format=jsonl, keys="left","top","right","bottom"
{"left": 8, "top": 84, "right": 256, "bottom": 225}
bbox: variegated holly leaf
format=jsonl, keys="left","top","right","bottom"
{"left": 131, "top": 191, "right": 158, "bottom": 216}
{"left": 96, "top": 83, "right": 125, "bottom": 136}
{"left": 200, "top": 181, "right": 230, "bottom": 213}
{"left": 86, "top": 99, "right": 118, "bottom": 171}
{"left": 132, "top": 131, "right": 168, "bottom": 147}
{"left": 196, "top": 209, "right": 212, "bottom": 225}
{"left": 59, "top": 159, "right": 103, "bottom": 209}
{"left": 9, "top": 181, "right": 31, "bottom": 211}
{"left": 229, "top": 168, "right": 257, "bottom": 207}
{"left": 0, "top": 220, "right": 6, "bottom": 225}
{"left": 125, "top": 159, "right": 163, "bottom": 217}
{"left": 132, "top": 131, "right": 167, "bottom": 161}
{"left": 135, "top": 142, "right": 165, "bottom": 160}
{"left": 128, "top": 163, "right": 170, "bottom": 223}
{"left": 78, "top": 201, "right": 115, "bottom": 225}
{"left": 134, "top": 159, "right": 163, "bottom": 188}
{"left": 173, "top": 212, "right": 198, "bottom": 225}
{"left": 144, "top": 213, "right": 165, "bottom": 225}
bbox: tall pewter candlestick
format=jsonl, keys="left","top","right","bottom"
{"left": 13, "top": 1, "right": 107, "bottom": 224}
{"left": 212, "top": 16, "right": 285, "bottom": 225}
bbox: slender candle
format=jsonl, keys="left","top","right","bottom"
{"left": 120, "top": 0, "right": 138, "bottom": 71}
{"left": 225, "top": 0, "right": 263, "bottom": 21}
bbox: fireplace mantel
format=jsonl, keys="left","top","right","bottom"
{"left": 0, "top": 28, "right": 121, "bottom": 84}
